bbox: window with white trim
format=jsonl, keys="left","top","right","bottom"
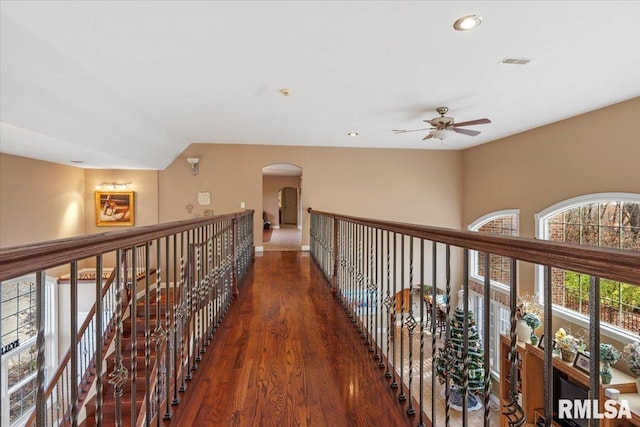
{"left": 469, "top": 210, "right": 519, "bottom": 290}
{"left": 468, "top": 210, "right": 519, "bottom": 377}
{"left": 536, "top": 193, "right": 640, "bottom": 337}
{"left": 469, "top": 291, "right": 511, "bottom": 376}
{"left": 1, "top": 275, "right": 57, "bottom": 427}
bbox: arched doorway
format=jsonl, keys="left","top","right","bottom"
{"left": 261, "top": 163, "right": 302, "bottom": 251}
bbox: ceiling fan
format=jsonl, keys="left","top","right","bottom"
{"left": 393, "top": 107, "right": 491, "bottom": 141}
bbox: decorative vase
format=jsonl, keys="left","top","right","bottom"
{"left": 600, "top": 363, "right": 613, "bottom": 384}
{"left": 561, "top": 348, "right": 577, "bottom": 363}
{"left": 530, "top": 332, "right": 539, "bottom": 346}
{"left": 516, "top": 319, "right": 532, "bottom": 343}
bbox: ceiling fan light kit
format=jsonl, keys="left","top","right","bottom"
{"left": 429, "top": 129, "right": 454, "bottom": 140}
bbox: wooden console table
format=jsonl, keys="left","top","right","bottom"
{"left": 499, "top": 334, "right": 640, "bottom": 427}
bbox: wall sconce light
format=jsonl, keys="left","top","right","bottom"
{"left": 187, "top": 157, "right": 200, "bottom": 175}
{"left": 96, "top": 182, "right": 131, "bottom": 190}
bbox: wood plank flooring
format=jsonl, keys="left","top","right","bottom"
{"left": 164, "top": 251, "right": 415, "bottom": 427}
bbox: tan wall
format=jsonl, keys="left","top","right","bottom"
{"left": 0, "top": 153, "right": 85, "bottom": 247}
{"left": 462, "top": 97, "right": 640, "bottom": 294}
{"left": 262, "top": 175, "right": 301, "bottom": 227}
{"left": 159, "top": 143, "right": 463, "bottom": 240}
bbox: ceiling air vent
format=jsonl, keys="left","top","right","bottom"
{"left": 500, "top": 57, "right": 532, "bottom": 65}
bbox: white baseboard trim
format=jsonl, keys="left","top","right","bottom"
{"left": 301, "top": 245, "right": 310, "bottom": 252}
{"left": 272, "top": 225, "right": 281, "bottom": 229}
{"left": 255, "top": 246, "right": 264, "bottom": 252}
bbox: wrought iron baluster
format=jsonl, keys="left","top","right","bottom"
{"left": 357, "top": 223, "right": 365, "bottom": 336}
{"left": 164, "top": 235, "right": 173, "bottom": 420}
{"left": 398, "top": 234, "right": 406, "bottom": 400}
{"left": 178, "top": 232, "right": 188, "bottom": 393}
{"left": 144, "top": 242, "right": 152, "bottom": 424}
{"left": 405, "top": 236, "right": 417, "bottom": 415}
{"left": 95, "top": 255, "right": 104, "bottom": 427}
{"left": 35, "top": 271, "right": 46, "bottom": 427}
{"left": 504, "top": 259, "right": 525, "bottom": 427}
{"left": 483, "top": 251, "right": 492, "bottom": 427}
{"left": 383, "top": 230, "right": 391, "bottom": 374}
{"left": 108, "top": 250, "right": 128, "bottom": 427}
{"left": 185, "top": 230, "right": 194, "bottom": 382}
{"left": 589, "top": 276, "right": 601, "bottom": 427}
{"left": 462, "top": 248, "right": 469, "bottom": 425}
{"left": 130, "top": 246, "right": 138, "bottom": 427}
{"left": 367, "top": 226, "right": 375, "bottom": 353}
{"left": 431, "top": 241, "right": 438, "bottom": 426}
{"left": 70, "top": 261, "right": 79, "bottom": 427}
{"left": 541, "top": 265, "right": 552, "bottom": 427}
{"left": 374, "top": 227, "right": 381, "bottom": 363}
{"left": 390, "top": 232, "right": 398, "bottom": 390}
{"left": 444, "top": 244, "right": 451, "bottom": 427}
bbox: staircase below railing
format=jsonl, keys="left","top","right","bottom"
{"left": 0, "top": 211, "right": 254, "bottom": 427}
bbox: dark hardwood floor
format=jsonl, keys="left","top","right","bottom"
{"left": 164, "top": 251, "right": 415, "bottom": 426}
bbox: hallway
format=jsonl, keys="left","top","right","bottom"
{"left": 165, "top": 251, "right": 414, "bottom": 426}
{"left": 263, "top": 224, "right": 302, "bottom": 251}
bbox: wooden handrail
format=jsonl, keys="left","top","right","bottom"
{"left": 308, "top": 208, "right": 640, "bottom": 286}
{"left": 0, "top": 210, "right": 254, "bottom": 281}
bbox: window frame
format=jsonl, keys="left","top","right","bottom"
{"left": 468, "top": 210, "right": 519, "bottom": 381}
{"left": 1, "top": 274, "right": 57, "bottom": 427}
{"left": 468, "top": 209, "right": 520, "bottom": 294}
{"left": 469, "top": 290, "right": 511, "bottom": 379}
{"left": 534, "top": 192, "right": 640, "bottom": 343}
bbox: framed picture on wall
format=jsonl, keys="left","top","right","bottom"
{"left": 95, "top": 191, "right": 135, "bottom": 226}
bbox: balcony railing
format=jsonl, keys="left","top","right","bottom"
{"left": 0, "top": 210, "right": 253, "bottom": 427}
{"left": 308, "top": 209, "right": 640, "bottom": 427}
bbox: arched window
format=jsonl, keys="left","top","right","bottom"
{"left": 536, "top": 193, "right": 640, "bottom": 338}
{"left": 469, "top": 210, "right": 519, "bottom": 290}
{"left": 468, "top": 210, "right": 519, "bottom": 375}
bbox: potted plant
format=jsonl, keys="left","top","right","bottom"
{"left": 521, "top": 313, "right": 542, "bottom": 346}
{"left": 554, "top": 328, "right": 584, "bottom": 363}
{"left": 515, "top": 293, "right": 542, "bottom": 343}
{"left": 600, "top": 343, "right": 620, "bottom": 385}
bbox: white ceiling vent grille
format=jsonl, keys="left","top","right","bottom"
{"left": 500, "top": 57, "right": 532, "bottom": 65}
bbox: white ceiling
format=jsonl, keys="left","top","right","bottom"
{"left": 1, "top": 1, "right": 639, "bottom": 170}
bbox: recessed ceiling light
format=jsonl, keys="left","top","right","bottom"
{"left": 279, "top": 88, "right": 292, "bottom": 96}
{"left": 453, "top": 14, "right": 482, "bottom": 31}
{"left": 347, "top": 132, "right": 359, "bottom": 136}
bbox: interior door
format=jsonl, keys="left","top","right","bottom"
{"left": 281, "top": 187, "right": 298, "bottom": 225}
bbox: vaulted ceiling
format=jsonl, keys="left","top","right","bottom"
{"left": 1, "top": 1, "right": 639, "bottom": 169}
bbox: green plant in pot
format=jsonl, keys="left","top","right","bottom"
{"left": 600, "top": 343, "right": 621, "bottom": 385}
{"left": 521, "top": 313, "right": 542, "bottom": 346}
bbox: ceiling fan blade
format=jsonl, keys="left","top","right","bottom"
{"left": 422, "top": 134, "right": 434, "bottom": 140}
{"left": 453, "top": 118, "right": 492, "bottom": 127}
{"left": 393, "top": 128, "right": 431, "bottom": 134}
{"left": 453, "top": 127, "right": 481, "bottom": 136}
